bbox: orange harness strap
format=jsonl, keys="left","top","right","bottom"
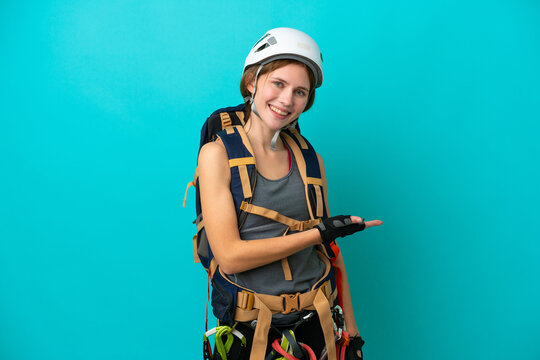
{"left": 234, "top": 286, "right": 337, "bottom": 360}
{"left": 231, "top": 252, "right": 338, "bottom": 360}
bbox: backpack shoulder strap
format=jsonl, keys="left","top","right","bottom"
{"left": 184, "top": 104, "right": 247, "bottom": 209}
{"left": 216, "top": 125, "right": 256, "bottom": 216}
{"left": 281, "top": 128, "right": 328, "bottom": 220}
{"left": 281, "top": 128, "right": 337, "bottom": 260}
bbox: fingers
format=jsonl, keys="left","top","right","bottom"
{"left": 365, "top": 220, "right": 383, "bottom": 228}
{"left": 350, "top": 216, "right": 383, "bottom": 228}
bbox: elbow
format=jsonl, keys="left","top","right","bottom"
{"left": 219, "top": 263, "right": 237, "bottom": 276}
{"left": 218, "top": 259, "right": 243, "bottom": 275}
{"left": 214, "top": 250, "right": 244, "bottom": 275}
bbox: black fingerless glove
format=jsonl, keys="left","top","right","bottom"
{"left": 345, "top": 336, "right": 365, "bottom": 360}
{"left": 315, "top": 215, "right": 366, "bottom": 244}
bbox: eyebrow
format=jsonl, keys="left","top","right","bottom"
{"left": 270, "top": 76, "right": 310, "bottom": 92}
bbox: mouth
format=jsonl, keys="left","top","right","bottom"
{"left": 269, "top": 104, "right": 290, "bottom": 117}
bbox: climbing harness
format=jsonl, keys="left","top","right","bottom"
{"left": 262, "top": 317, "right": 318, "bottom": 360}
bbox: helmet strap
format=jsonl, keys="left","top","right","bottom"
{"left": 249, "top": 63, "right": 265, "bottom": 118}
{"left": 270, "top": 119, "right": 297, "bottom": 151}
{"left": 270, "top": 130, "right": 281, "bottom": 151}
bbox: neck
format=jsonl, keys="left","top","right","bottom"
{"left": 244, "top": 115, "right": 284, "bottom": 152}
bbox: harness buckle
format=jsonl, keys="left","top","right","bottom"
{"left": 281, "top": 292, "right": 301, "bottom": 314}
{"left": 238, "top": 291, "right": 254, "bottom": 311}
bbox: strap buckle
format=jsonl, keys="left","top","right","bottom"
{"left": 290, "top": 219, "right": 320, "bottom": 232}
{"left": 238, "top": 290, "right": 255, "bottom": 311}
{"left": 281, "top": 292, "right": 301, "bottom": 314}
{"left": 239, "top": 201, "right": 248, "bottom": 212}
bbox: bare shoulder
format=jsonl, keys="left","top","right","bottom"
{"left": 198, "top": 140, "right": 229, "bottom": 180}
{"left": 198, "top": 140, "right": 227, "bottom": 165}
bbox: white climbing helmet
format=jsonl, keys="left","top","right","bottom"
{"left": 243, "top": 27, "right": 323, "bottom": 88}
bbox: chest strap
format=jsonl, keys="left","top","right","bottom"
{"left": 240, "top": 201, "right": 321, "bottom": 232}
{"left": 240, "top": 201, "right": 322, "bottom": 280}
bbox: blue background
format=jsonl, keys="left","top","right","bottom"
{"left": 1, "top": 1, "right": 539, "bottom": 359}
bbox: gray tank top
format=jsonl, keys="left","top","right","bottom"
{"left": 227, "top": 149, "right": 325, "bottom": 300}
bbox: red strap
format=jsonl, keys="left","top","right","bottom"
{"left": 329, "top": 242, "right": 343, "bottom": 307}
{"left": 205, "top": 271, "right": 213, "bottom": 359}
{"left": 272, "top": 339, "right": 297, "bottom": 360}
{"left": 334, "top": 265, "right": 343, "bottom": 308}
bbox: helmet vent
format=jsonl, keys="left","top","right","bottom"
{"left": 252, "top": 33, "right": 270, "bottom": 48}
{"left": 267, "top": 36, "right": 277, "bottom": 45}
{"left": 255, "top": 43, "right": 270, "bottom": 53}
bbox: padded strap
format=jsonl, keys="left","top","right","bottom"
{"left": 235, "top": 110, "right": 245, "bottom": 125}
{"left": 281, "top": 133, "right": 315, "bottom": 220}
{"left": 235, "top": 125, "right": 255, "bottom": 156}
{"left": 290, "top": 128, "right": 308, "bottom": 150}
{"left": 218, "top": 126, "right": 256, "bottom": 201}
{"left": 316, "top": 153, "right": 331, "bottom": 217}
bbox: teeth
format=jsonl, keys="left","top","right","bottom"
{"left": 270, "top": 105, "right": 288, "bottom": 116}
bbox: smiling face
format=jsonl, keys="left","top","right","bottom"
{"left": 247, "top": 62, "right": 311, "bottom": 131}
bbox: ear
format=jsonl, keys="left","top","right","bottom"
{"left": 244, "top": 72, "right": 255, "bottom": 94}
{"left": 246, "top": 79, "right": 255, "bottom": 94}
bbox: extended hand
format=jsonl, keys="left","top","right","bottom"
{"left": 315, "top": 215, "right": 383, "bottom": 244}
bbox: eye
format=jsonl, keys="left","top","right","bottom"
{"left": 272, "top": 81, "right": 283, "bottom": 88}
{"left": 295, "top": 89, "right": 307, "bottom": 97}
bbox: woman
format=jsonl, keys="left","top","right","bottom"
{"left": 197, "top": 28, "right": 382, "bottom": 359}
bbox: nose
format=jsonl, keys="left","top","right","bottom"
{"left": 278, "top": 88, "right": 294, "bottom": 107}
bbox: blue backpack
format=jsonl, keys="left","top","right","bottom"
{"left": 184, "top": 103, "right": 340, "bottom": 359}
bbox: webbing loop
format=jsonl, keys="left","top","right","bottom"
{"left": 220, "top": 112, "right": 232, "bottom": 128}
{"left": 228, "top": 157, "right": 255, "bottom": 168}
{"left": 183, "top": 168, "right": 198, "bottom": 208}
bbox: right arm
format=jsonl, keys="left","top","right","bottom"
{"left": 198, "top": 141, "right": 322, "bottom": 275}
